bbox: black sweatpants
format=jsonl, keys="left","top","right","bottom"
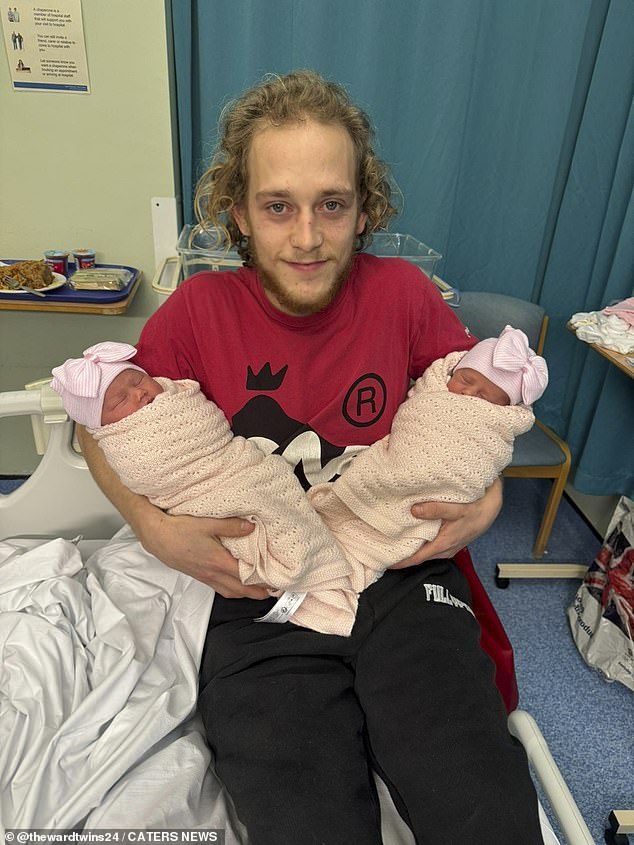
{"left": 198, "top": 560, "right": 545, "bottom": 845}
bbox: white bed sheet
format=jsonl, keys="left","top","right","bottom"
{"left": 0, "top": 527, "right": 246, "bottom": 841}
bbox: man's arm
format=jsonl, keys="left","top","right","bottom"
{"left": 76, "top": 425, "right": 268, "bottom": 598}
{"left": 390, "top": 477, "right": 503, "bottom": 568}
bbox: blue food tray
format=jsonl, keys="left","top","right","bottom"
{"left": 0, "top": 261, "right": 140, "bottom": 303}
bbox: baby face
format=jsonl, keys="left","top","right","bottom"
{"left": 101, "top": 369, "right": 164, "bottom": 425}
{"left": 447, "top": 367, "right": 510, "bottom": 406}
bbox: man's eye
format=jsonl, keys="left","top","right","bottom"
{"left": 324, "top": 200, "right": 342, "bottom": 212}
{"left": 268, "top": 202, "right": 286, "bottom": 214}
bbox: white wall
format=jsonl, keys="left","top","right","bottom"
{"left": 0, "top": 0, "right": 178, "bottom": 471}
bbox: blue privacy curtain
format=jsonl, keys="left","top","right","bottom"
{"left": 170, "top": 0, "right": 634, "bottom": 498}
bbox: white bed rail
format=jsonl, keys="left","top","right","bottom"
{"left": 0, "top": 382, "right": 124, "bottom": 540}
{"left": 508, "top": 710, "right": 594, "bottom": 845}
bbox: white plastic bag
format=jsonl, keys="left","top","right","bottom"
{"left": 568, "top": 496, "right": 634, "bottom": 691}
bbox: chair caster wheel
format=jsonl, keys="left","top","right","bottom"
{"left": 605, "top": 811, "right": 631, "bottom": 844}
{"left": 495, "top": 566, "right": 510, "bottom": 589}
{"left": 605, "top": 829, "right": 629, "bottom": 844}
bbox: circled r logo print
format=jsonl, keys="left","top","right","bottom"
{"left": 342, "top": 373, "right": 387, "bottom": 427}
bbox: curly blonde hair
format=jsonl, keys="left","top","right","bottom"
{"left": 193, "top": 69, "right": 398, "bottom": 265}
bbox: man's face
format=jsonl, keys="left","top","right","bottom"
{"left": 233, "top": 119, "right": 368, "bottom": 316}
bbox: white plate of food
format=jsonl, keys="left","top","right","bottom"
{"left": 0, "top": 261, "right": 67, "bottom": 294}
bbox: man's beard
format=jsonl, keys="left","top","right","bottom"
{"left": 253, "top": 244, "right": 355, "bottom": 316}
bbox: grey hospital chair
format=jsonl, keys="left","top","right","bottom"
{"left": 454, "top": 291, "right": 575, "bottom": 585}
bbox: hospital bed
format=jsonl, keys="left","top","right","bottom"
{"left": 0, "top": 381, "right": 595, "bottom": 844}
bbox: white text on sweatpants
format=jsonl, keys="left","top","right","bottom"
{"left": 424, "top": 583, "right": 475, "bottom": 617}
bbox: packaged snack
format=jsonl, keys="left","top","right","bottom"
{"left": 70, "top": 268, "right": 132, "bottom": 291}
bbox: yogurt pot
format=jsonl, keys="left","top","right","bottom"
{"left": 44, "top": 250, "right": 69, "bottom": 275}
{"left": 73, "top": 249, "right": 96, "bottom": 269}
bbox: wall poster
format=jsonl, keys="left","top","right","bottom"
{"left": 2, "top": 0, "right": 89, "bottom": 92}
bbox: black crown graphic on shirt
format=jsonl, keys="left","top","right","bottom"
{"left": 246, "top": 362, "right": 288, "bottom": 391}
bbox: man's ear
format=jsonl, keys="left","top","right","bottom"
{"left": 232, "top": 205, "right": 250, "bottom": 237}
{"left": 356, "top": 213, "right": 368, "bottom": 237}
{"left": 356, "top": 204, "right": 368, "bottom": 237}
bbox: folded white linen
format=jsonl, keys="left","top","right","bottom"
{"left": 570, "top": 310, "right": 634, "bottom": 353}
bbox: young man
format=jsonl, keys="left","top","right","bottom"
{"left": 78, "top": 70, "right": 544, "bottom": 844}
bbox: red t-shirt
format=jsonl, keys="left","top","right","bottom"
{"left": 135, "top": 253, "right": 475, "bottom": 488}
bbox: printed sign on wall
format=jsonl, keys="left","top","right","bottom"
{"left": 2, "top": 0, "right": 89, "bottom": 92}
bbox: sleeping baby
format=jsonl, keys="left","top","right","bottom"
{"left": 308, "top": 325, "right": 548, "bottom": 585}
{"left": 50, "top": 341, "right": 357, "bottom": 637}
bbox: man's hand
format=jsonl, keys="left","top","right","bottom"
{"left": 138, "top": 510, "right": 270, "bottom": 599}
{"left": 390, "top": 477, "right": 503, "bottom": 569}
{"left": 77, "top": 423, "right": 269, "bottom": 600}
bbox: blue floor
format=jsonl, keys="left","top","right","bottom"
{"left": 470, "top": 478, "right": 632, "bottom": 845}
{"left": 0, "top": 476, "right": 26, "bottom": 494}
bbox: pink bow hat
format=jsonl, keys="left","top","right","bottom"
{"left": 50, "top": 341, "right": 145, "bottom": 428}
{"left": 454, "top": 325, "right": 548, "bottom": 405}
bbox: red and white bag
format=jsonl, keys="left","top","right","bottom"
{"left": 568, "top": 496, "right": 634, "bottom": 691}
